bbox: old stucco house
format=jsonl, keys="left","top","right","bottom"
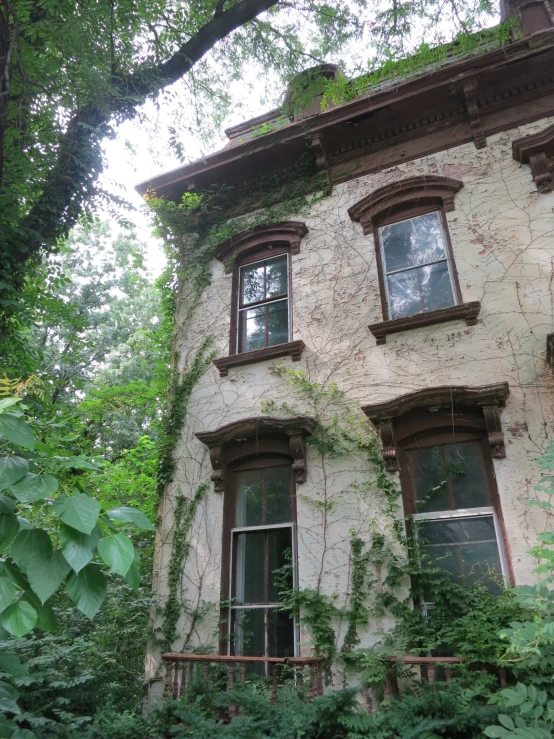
{"left": 138, "top": 0, "right": 554, "bottom": 704}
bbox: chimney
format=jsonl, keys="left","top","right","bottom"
{"left": 283, "top": 64, "right": 343, "bottom": 121}
{"left": 500, "top": 0, "right": 553, "bottom": 35}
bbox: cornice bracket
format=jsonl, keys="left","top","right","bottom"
{"left": 482, "top": 405, "right": 506, "bottom": 459}
{"left": 512, "top": 123, "right": 554, "bottom": 194}
{"left": 461, "top": 80, "right": 487, "bottom": 150}
{"left": 310, "top": 132, "right": 328, "bottom": 171}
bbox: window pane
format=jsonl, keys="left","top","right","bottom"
{"left": 410, "top": 446, "right": 449, "bottom": 513}
{"left": 446, "top": 443, "right": 490, "bottom": 509}
{"left": 268, "top": 608, "right": 295, "bottom": 658}
{"left": 236, "top": 470, "right": 263, "bottom": 527}
{"left": 267, "top": 301, "right": 288, "bottom": 346}
{"left": 380, "top": 211, "right": 447, "bottom": 272}
{"left": 240, "top": 306, "right": 266, "bottom": 352}
{"left": 267, "top": 527, "right": 293, "bottom": 602}
{"left": 266, "top": 256, "right": 288, "bottom": 298}
{"left": 234, "top": 608, "right": 265, "bottom": 657}
{"left": 420, "top": 261, "right": 455, "bottom": 312}
{"left": 387, "top": 262, "right": 454, "bottom": 319}
{"left": 236, "top": 532, "right": 265, "bottom": 603}
{"left": 418, "top": 516, "right": 503, "bottom": 593}
{"left": 241, "top": 262, "right": 265, "bottom": 305}
{"left": 265, "top": 466, "right": 292, "bottom": 524}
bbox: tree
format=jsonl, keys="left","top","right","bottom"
{"left": 0, "top": 0, "right": 494, "bottom": 323}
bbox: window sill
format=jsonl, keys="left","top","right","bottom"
{"left": 213, "top": 340, "right": 306, "bottom": 377}
{"left": 368, "top": 301, "right": 481, "bottom": 345}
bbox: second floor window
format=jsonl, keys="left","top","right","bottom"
{"left": 377, "top": 210, "right": 458, "bottom": 320}
{"left": 238, "top": 254, "right": 289, "bottom": 353}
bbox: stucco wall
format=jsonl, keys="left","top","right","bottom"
{"left": 147, "top": 116, "right": 554, "bottom": 686}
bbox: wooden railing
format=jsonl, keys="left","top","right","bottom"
{"left": 162, "top": 653, "right": 324, "bottom": 716}
{"left": 383, "top": 656, "right": 508, "bottom": 698}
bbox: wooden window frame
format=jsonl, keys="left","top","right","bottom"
{"left": 372, "top": 203, "right": 463, "bottom": 322}
{"left": 212, "top": 223, "right": 308, "bottom": 376}
{"left": 348, "top": 175, "right": 481, "bottom": 344}
{"left": 221, "top": 454, "right": 299, "bottom": 659}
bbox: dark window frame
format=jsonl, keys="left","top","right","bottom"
{"left": 372, "top": 203, "right": 463, "bottom": 322}
{"left": 220, "top": 452, "right": 298, "bottom": 658}
{"left": 232, "top": 245, "right": 292, "bottom": 356}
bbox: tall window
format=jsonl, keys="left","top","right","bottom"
{"left": 377, "top": 210, "right": 458, "bottom": 320}
{"left": 238, "top": 254, "right": 289, "bottom": 353}
{"left": 401, "top": 434, "right": 509, "bottom": 604}
{"left": 229, "top": 462, "right": 295, "bottom": 662}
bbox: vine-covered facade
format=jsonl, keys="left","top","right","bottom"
{"left": 140, "top": 0, "right": 554, "bottom": 706}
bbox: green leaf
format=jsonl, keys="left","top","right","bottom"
{"left": 106, "top": 506, "right": 154, "bottom": 531}
{"left": 0, "top": 457, "right": 29, "bottom": 490}
{"left": 483, "top": 727, "right": 508, "bottom": 738}
{"left": 9, "top": 474, "right": 58, "bottom": 503}
{"left": 21, "top": 595, "right": 56, "bottom": 632}
{"left": 0, "top": 684, "right": 20, "bottom": 714}
{"left": 60, "top": 524, "right": 101, "bottom": 574}
{"left": 66, "top": 565, "right": 107, "bottom": 619}
{"left": 0, "top": 579, "right": 17, "bottom": 614}
{"left": 52, "top": 494, "right": 101, "bottom": 535}
{"left": 0, "top": 399, "right": 20, "bottom": 413}
{"left": 517, "top": 683, "right": 528, "bottom": 697}
{"left": 97, "top": 533, "right": 134, "bottom": 576}
{"left": 27, "top": 550, "right": 71, "bottom": 604}
{"left": 0, "top": 652, "right": 26, "bottom": 677}
{"left": 499, "top": 715, "right": 515, "bottom": 730}
{"left": 0, "top": 497, "right": 14, "bottom": 514}
{"left": 125, "top": 550, "right": 140, "bottom": 593}
{"left": 11, "top": 530, "right": 52, "bottom": 573}
{"left": 0, "top": 515, "right": 19, "bottom": 551}
{"left": 0, "top": 601, "right": 37, "bottom": 637}
{"left": 0, "top": 415, "right": 34, "bottom": 450}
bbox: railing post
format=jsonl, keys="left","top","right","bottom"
{"left": 203, "top": 662, "right": 209, "bottom": 683}
{"left": 384, "top": 672, "right": 395, "bottom": 700}
{"left": 295, "top": 664, "right": 304, "bottom": 693}
{"left": 445, "top": 667, "right": 452, "bottom": 682}
{"left": 427, "top": 663, "right": 435, "bottom": 685}
{"left": 227, "top": 663, "right": 236, "bottom": 719}
{"left": 499, "top": 668, "right": 507, "bottom": 687}
{"left": 270, "top": 663, "right": 279, "bottom": 705}
{"left": 164, "top": 659, "right": 174, "bottom": 696}
{"left": 173, "top": 659, "right": 180, "bottom": 698}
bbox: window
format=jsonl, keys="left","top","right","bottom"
{"left": 238, "top": 254, "right": 289, "bottom": 353}
{"left": 404, "top": 436, "right": 509, "bottom": 600}
{"left": 362, "top": 384, "right": 513, "bottom": 599}
{"left": 229, "top": 462, "right": 296, "bottom": 666}
{"left": 378, "top": 210, "right": 457, "bottom": 320}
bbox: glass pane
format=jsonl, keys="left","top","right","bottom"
{"left": 420, "top": 261, "right": 455, "bottom": 313}
{"left": 265, "top": 467, "right": 292, "bottom": 525}
{"left": 234, "top": 608, "right": 265, "bottom": 658}
{"left": 268, "top": 608, "right": 295, "bottom": 658}
{"left": 446, "top": 443, "right": 490, "bottom": 509}
{"left": 387, "top": 261, "right": 454, "bottom": 319}
{"left": 240, "top": 306, "right": 266, "bottom": 352}
{"left": 410, "top": 446, "right": 449, "bottom": 513}
{"left": 241, "top": 262, "right": 265, "bottom": 305}
{"left": 236, "top": 470, "right": 263, "bottom": 527}
{"left": 380, "top": 211, "right": 446, "bottom": 272}
{"left": 266, "top": 256, "right": 288, "bottom": 298}
{"left": 418, "top": 516, "right": 503, "bottom": 593}
{"left": 267, "top": 528, "right": 293, "bottom": 602}
{"left": 267, "top": 301, "right": 288, "bottom": 346}
{"left": 236, "top": 532, "right": 265, "bottom": 603}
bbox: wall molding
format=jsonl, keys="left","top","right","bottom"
{"left": 213, "top": 222, "right": 308, "bottom": 271}
{"left": 213, "top": 340, "right": 305, "bottom": 377}
{"left": 368, "top": 302, "right": 481, "bottom": 345}
{"left": 362, "top": 383, "right": 510, "bottom": 471}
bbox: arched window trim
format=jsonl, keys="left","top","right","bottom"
{"left": 212, "top": 223, "right": 308, "bottom": 376}
{"left": 195, "top": 415, "right": 317, "bottom": 492}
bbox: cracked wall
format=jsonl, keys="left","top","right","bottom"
{"left": 146, "top": 116, "right": 554, "bottom": 687}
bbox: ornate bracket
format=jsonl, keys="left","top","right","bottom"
{"left": 310, "top": 132, "right": 328, "bottom": 171}
{"left": 461, "top": 80, "right": 486, "bottom": 150}
{"left": 362, "top": 383, "right": 509, "bottom": 471}
{"left": 512, "top": 123, "right": 554, "bottom": 194}
{"left": 196, "top": 416, "right": 317, "bottom": 492}
{"left": 482, "top": 405, "right": 506, "bottom": 459}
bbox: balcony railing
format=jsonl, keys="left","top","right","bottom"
{"left": 162, "top": 653, "right": 324, "bottom": 716}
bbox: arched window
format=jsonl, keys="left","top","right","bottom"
{"left": 349, "top": 176, "right": 480, "bottom": 344}
{"left": 363, "top": 384, "right": 513, "bottom": 603}
{"left": 213, "top": 223, "right": 308, "bottom": 376}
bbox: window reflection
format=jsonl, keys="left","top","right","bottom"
{"left": 238, "top": 255, "right": 289, "bottom": 352}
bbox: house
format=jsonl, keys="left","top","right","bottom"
{"left": 137, "top": 0, "right": 554, "bottom": 705}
